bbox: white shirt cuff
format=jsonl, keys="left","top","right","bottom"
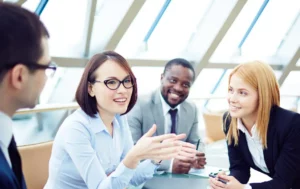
{"left": 112, "top": 162, "right": 136, "bottom": 178}
{"left": 167, "top": 158, "right": 174, "bottom": 173}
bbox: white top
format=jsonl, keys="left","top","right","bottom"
{"left": 0, "top": 111, "right": 13, "bottom": 168}
{"left": 237, "top": 119, "right": 269, "bottom": 173}
{"left": 45, "top": 109, "right": 157, "bottom": 189}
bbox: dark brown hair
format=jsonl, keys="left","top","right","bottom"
{"left": 0, "top": 2, "right": 49, "bottom": 81}
{"left": 75, "top": 51, "right": 137, "bottom": 117}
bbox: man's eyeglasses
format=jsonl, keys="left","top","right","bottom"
{"left": 92, "top": 77, "right": 134, "bottom": 90}
{"left": 2, "top": 61, "right": 57, "bottom": 78}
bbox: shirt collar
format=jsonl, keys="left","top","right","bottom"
{"left": 0, "top": 111, "right": 13, "bottom": 148}
{"left": 88, "top": 112, "right": 121, "bottom": 134}
{"left": 159, "top": 93, "right": 180, "bottom": 116}
{"left": 237, "top": 118, "right": 257, "bottom": 136}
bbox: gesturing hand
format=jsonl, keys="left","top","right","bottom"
{"left": 124, "top": 124, "right": 183, "bottom": 169}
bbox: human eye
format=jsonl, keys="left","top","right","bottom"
{"left": 239, "top": 91, "right": 248, "bottom": 96}
{"left": 228, "top": 87, "right": 233, "bottom": 93}
{"left": 168, "top": 78, "right": 176, "bottom": 83}
{"left": 106, "top": 79, "right": 117, "bottom": 85}
{"left": 124, "top": 78, "right": 132, "bottom": 83}
{"left": 183, "top": 83, "right": 191, "bottom": 88}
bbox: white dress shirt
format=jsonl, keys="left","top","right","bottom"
{"left": 45, "top": 109, "right": 158, "bottom": 189}
{"left": 159, "top": 94, "right": 181, "bottom": 134}
{"left": 159, "top": 94, "right": 181, "bottom": 172}
{"left": 238, "top": 119, "right": 269, "bottom": 189}
{"left": 0, "top": 111, "right": 13, "bottom": 168}
{"left": 237, "top": 119, "right": 269, "bottom": 173}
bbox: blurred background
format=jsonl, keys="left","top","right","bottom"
{"left": 4, "top": 0, "right": 300, "bottom": 146}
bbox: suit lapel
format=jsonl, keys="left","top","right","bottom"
{"left": 239, "top": 132, "right": 256, "bottom": 168}
{"left": 263, "top": 130, "right": 274, "bottom": 175}
{"left": 8, "top": 137, "right": 23, "bottom": 189}
{"left": 0, "top": 148, "right": 20, "bottom": 188}
{"left": 263, "top": 108, "right": 276, "bottom": 175}
{"left": 177, "top": 102, "right": 189, "bottom": 135}
{"left": 151, "top": 91, "right": 165, "bottom": 136}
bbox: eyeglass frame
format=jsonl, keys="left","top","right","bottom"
{"left": 91, "top": 77, "right": 135, "bottom": 90}
{"left": 1, "top": 61, "right": 57, "bottom": 77}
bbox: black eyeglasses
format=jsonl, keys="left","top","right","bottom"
{"left": 92, "top": 77, "right": 134, "bottom": 90}
{"left": 2, "top": 61, "right": 57, "bottom": 78}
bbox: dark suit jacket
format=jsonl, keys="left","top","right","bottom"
{"left": 0, "top": 149, "right": 26, "bottom": 189}
{"left": 223, "top": 106, "right": 300, "bottom": 189}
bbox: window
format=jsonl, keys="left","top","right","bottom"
{"left": 117, "top": 0, "right": 214, "bottom": 59}
{"left": 131, "top": 66, "right": 164, "bottom": 96}
{"left": 39, "top": 0, "right": 89, "bottom": 57}
{"left": 89, "top": 0, "right": 134, "bottom": 56}
{"left": 211, "top": 0, "right": 300, "bottom": 64}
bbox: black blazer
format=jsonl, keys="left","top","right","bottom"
{"left": 223, "top": 106, "right": 300, "bottom": 189}
{"left": 0, "top": 149, "right": 26, "bottom": 189}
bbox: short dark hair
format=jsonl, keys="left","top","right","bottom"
{"left": 0, "top": 3, "right": 49, "bottom": 81}
{"left": 76, "top": 51, "right": 138, "bottom": 117}
{"left": 163, "top": 58, "right": 195, "bottom": 81}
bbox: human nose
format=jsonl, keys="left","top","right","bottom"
{"left": 228, "top": 92, "right": 238, "bottom": 103}
{"left": 116, "top": 81, "right": 127, "bottom": 93}
{"left": 173, "top": 83, "right": 183, "bottom": 92}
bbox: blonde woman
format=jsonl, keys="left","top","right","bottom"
{"left": 209, "top": 61, "right": 300, "bottom": 189}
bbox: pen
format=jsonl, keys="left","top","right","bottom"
{"left": 196, "top": 139, "right": 200, "bottom": 151}
{"left": 209, "top": 173, "right": 227, "bottom": 184}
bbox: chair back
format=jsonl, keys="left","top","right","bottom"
{"left": 18, "top": 141, "right": 53, "bottom": 189}
{"left": 202, "top": 113, "right": 226, "bottom": 143}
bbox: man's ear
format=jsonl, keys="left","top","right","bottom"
{"left": 160, "top": 73, "right": 165, "bottom": 83}
{"left": 10, "top": 64, "right": 28, "bottom": 90}
{"left": 160, "top": 73, "right": 164, "bottom": 81}
{"left": 88, "top": 82, "right": 95, "bottom": 97}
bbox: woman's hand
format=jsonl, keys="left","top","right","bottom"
{"left": 124, "top": 124, "right": 187, "bottom": 168}
{"left": 134, "top": 124, "right": 185, "bottom": 160}
{"left": 209, "top": 173, "right": 245, "bottom": 189}
{"left": 209, "top": 171, "right": 227, "bottom": 189}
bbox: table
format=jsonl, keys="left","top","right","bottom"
{"left": 130, "top": 173, "right": 209, "bottom": 189}
{"left": 129, "top": 140, "right": 229, "bottom": 189}
{"left": 143, "top": 173, "right": 209, "bottom": 189}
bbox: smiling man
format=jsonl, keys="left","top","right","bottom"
{"left": 128, "top": 58, "right": 206, "bottom": 174}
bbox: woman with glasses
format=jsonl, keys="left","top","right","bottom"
{"left": 209, "top": 61, "right": 300, "bottom": 189}
{"left": 45, "top": 51, "right": 196, "bottom": 189}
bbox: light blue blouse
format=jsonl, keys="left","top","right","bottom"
{"left": 44, "top": 109, "right": 157, "bottom": 189}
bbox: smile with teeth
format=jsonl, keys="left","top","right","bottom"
{"left": 169, "top": 91, "right": 181, "bottom": 98}
{"left": 230, "top": 105, "right": 241, "bottom": 110}
{"left": 114, "top": 98, "right": 126, "bottom": 102}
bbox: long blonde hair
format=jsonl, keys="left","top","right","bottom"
{"left": 226, "top": 61, "right": 280, "bottom": 149}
